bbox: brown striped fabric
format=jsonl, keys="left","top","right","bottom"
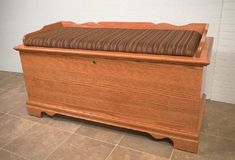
{"left": 24, "top": 27, "right": 202, "bottom": 56}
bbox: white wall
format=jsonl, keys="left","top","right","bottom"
{"left": 0, "top": 0, "right": 234, "bottom": 104}
{"left": 211, "top": 0, "right": 235, "bottom": 104}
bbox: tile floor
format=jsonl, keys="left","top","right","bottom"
{"left": 0, "top": 71, "right": 234, "bottom": 160}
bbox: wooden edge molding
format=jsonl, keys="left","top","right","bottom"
{"left": 97, "top": 22, "right": 207, "bottom": 34}
{"left": 14, "top": 37, "right": 213, "bottom": 66}
{"left": 27, "top": 100, "right": 199, "bottom": 140}
{"left": 195, "top": 24, "right": 209, "bottom": 58}
{"left": 196, "top": 94, "right": 206, "bottom": 135}
{"left": 200, "top": 37, "right": 213, "bottom": 65}
{"left": 36, "top": 21, "right": 208, "bottom": 33}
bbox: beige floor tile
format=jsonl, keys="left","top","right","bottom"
{"left": 0, "top": 114, "right": 35, "bottom": 147}
{"left": 0, "top": 71, "right": 16, "bottom": 87}
{"left": 8, "top": 104, "right": 41, "bottom": 122}
{"left": 75, "top": 121, "right": 126, "bottom": 144}
{"left": 0, "top": 149, "right": 27, "bottom": 160}
{"left": 47, "top": 134, "right": 114, "bottom": 160}
{"left": 119, "top": 131, "right": 173, "bottom": 159}
{"left": 202, "top": 101, "right": 235, "bottom": 140}
{"left": 0, "top": 91, "right": 27, "bottom": 113}
{"left": 4, "top": 123, "right": 71, "bottom": 160}
{"left": 0, "top": 86, "right": 26, "bottom": 99}
{"left": 107, "top": 146, "right": 168, "bottom": 160}
{"left": 0, "top": 71, "right": 20, "bottom": 78}
{"left": 7, "top": 84, "right": 26, "bottom": 94}
{"left": 0, "top": 78, "right": 12, "bottom": 90}
{"left": 38, "top": 114, "right": 81, "bottom": 133}
{"left": 172, "top": 134, "right": 235, "bottom": 160}
{"left": 9, "top": 106, "right": 81, "bottom": 132}
{"left": 0, "top": 73, "right": 25, "bottom": 91}
{"left": 173, "top": 149, "right": 214, "bottom": 160}
{"left": 171, "top": 150, "right": 210, "bottom": 160}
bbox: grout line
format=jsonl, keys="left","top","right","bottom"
{"left": 0, "top": 147, "right": 30, "bottom": 160}
{"left": 4, "top": 112, "right": 40, "bottom": 124}
{"left": 116, "top": 133, "right": 125, "bottom": 144}
{"left": 2, "top": 112, "right": 82, "bottom": 160}
{"left": 6, "top": 111, "right": 41, "bottom": 123}
{"left": 73, "top": 132, "right": 116, "bottom": 146}
{"left": 169, "top": 149, "right": 174, "bottom": 160}
{"left": 117, "top": 145, "right": 169, "bottom": 159}
{"left": 42, "top": 124, "right": 82, "bottom": 160}
{"left": 5, "top": 110, "right": 122, "bottom": 147}
{"left": 104, "top": 144, "right": 118, "bottom": 160}
{"left": 201, "top": 132, "right": 235, "bottom": 141}
{"left": 44, "top": 125, "right": 124, "bottom": 160}
{"left": 43, "top": 134, "right": 74, "bottom": 160}
{"left": 1, "top": 121, "right": 38, "bottom": 149}
{"left": 118, "top": 145, "right": 148, "bottom": 155}
{"left": 104, "top": 134, "right": 125, "bottom": 160}
{"left": 116, "top": 132, "right": 173, "bottom": 159}
{"left": 36, "top": 120, "right": 82, "bottom": 135}
{"left": 73, "top": 124, "right": 129, "bottom": 146}
{"left": 6, "top": 112, "right": 82, "bottom": 135}
{"left": 5, "top": 105, "right": 25, "bottom": 115}
{"left": 1, "top": 113, "right": 39, "bottom": 149}
{"left": 43, "top": 132, "right": 74, "bottom": 160}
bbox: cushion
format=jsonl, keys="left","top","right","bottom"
{"left": 23, "top": 27, "right": 202, "bottom": 56}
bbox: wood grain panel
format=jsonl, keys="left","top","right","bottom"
{"left": 20, "top": 50, "right": 203, "bottom": 135}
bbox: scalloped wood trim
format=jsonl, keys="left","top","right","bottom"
{"left": 45, "top": 21, "right": 207, "bottom": 33}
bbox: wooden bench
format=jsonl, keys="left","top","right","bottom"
{"left": 14, "top": 21, "right": 213, "bottom": 153}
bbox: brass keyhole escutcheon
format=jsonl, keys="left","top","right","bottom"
{"left": 92, "top": 60, "right": 96, "bottom": 64}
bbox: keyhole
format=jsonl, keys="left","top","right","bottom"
{"left": 92, "top": 60, "right": 96, "bottom": 64}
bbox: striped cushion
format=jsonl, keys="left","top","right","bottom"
{"left": 24, "top": 27, "right": 202, "bottom": 56}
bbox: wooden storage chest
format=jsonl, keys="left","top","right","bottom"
{"left": 14, "top": 21, "right": 213, "bottom": 153}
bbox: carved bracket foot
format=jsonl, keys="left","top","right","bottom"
{"left": 151, "top": 134, "right": 199, "bottom": 153}
{"left": 27, "top": 105, "right": 42, "bottom": 118}
{"left": 27, "top": 105, "right": 56, "bottom": 118}
{"left": 45, "top": 111, "right": 56, "bottom": 117}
